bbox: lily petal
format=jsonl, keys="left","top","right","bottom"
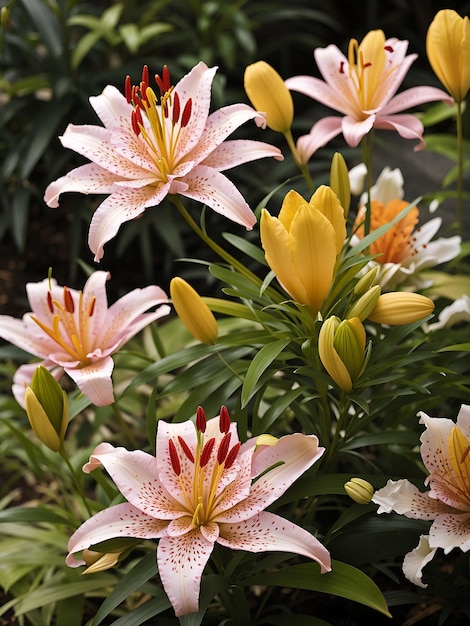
{"left": 44, "top": 163, "right": 120, "bottom": 208}
{"left": 65, "top": 355, "right": 115, "bottom": 406}
{"left": 218, "top": 510, "right": 331, "bottom": 573}
{"left": 157, "top": 529, "right": 215, "bottom": 617}
{"left": 402, "top": 535, "right": 436, "bottom": 588}
{"left": 202, "top": 139, "right": 283, "bottom": 171}
{"left": 296, "top": 117, "right": 343, "bottom": 163}
{"left": 430, "top": 512, "right": 470, "bottom": 553}
{"left": 372, "top": 478, "right": 452, "bottom": 519}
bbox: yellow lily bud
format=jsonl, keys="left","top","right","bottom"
{"left": 368, "top": 292, "right": 435, "bottom": 325}
{"left": 82, "top": 549, "right": 126, "bottom": 574}
{"left": 426, "top": 9, "right": 470, "bottom": 102}
{"left": 347, "top": 285, "right": 381, "bottom": 321}
{"left": 25, "top": 366, "right": 68, "bottom": 452}
{"left": 330, "top": 152, "right": 351, "bottom": 218}
{"left": 244, "top": 61, "right": 294, "bottom": 133}
{"left": 260, "top": 189, "right": 344, "bottom": 314}
{"left": 344, "top": 478, "right": 374, "bottom": 504}
{"left": 256, "top": 434, "right": 279, "bottom": 448}
{"left": 318, "top": 316, "right": 366, "bottom": 393}
{"left": 170, "top": 277, "right": 218, "bottom": 345}
{"left": 353, "top": 266, "right": 379, "bottom": 296}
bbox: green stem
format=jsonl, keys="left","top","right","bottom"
{"left": 360, "top": 131, "right": 375, "bottom": 239}
{"left": 112, "top": 401, "right": 138, "bottom": 448}
{"left": 283, "top": 129, "right": 314, "bottom": 191}
{"left": 456, "top": 100, "right": 464, "bottom": 238}
{"left": 59, "top": 446, "right": 92, "bottom": 516}
{"left": 324, "top": 395, "right": 351, "bottom": 467}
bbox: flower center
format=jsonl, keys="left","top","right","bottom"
{"left": 168, "top": 406, "right": 241, "bottom": 526}
{"left": 30, "top": 285, "right": 96, "bottom": 365}
{"left": 448, "top": 426, "right": 470, "bottom": 509}
{"left": 125, "top": 65, "right": 193, "bottom": 181}
{"left": 354, "top": 200, "right": 420, "bottom": 264}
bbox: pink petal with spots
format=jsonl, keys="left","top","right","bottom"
{"left": 79, "top": 271, "right": 111, "bottom": 342}
{"left": 167, "top": 517, "right": 195, "bottom": 537}
{"left": 201, "top": 139, "right": 283, "bottom": 171}
{"left": 89, "top": 85, "right": 135, "bottom": 132}
{"left": 218, "top": 511, "right": 331, "bottom": 573}
{"left": 0, "top": 314, "right": 52, "bottom": 359}
{"left": 65, "top": 355, "right": 114, "bottom": 406}
{"left": 200, "top": 522, "right": 219, "bottom": 542}
{"left": 66, "top": 502, "right": 168, "bottom": 567}
{"left": 88, "top": 184, "right": 169, "bottom": 261}
{"left": 374, "top": 114, "right": 426, "bottom": 150}
{"left": 44, "top": 163, "right": 120, "bottom": 208}
{"left": 157, "top": 528, "right": 215, "bottom": 617}
{"left": 430, "top": 512, "right": 470, "bottom": 553}
{"left": 372, "top": 479, "right": 452, "bottom": 520}
{"left": 180, "top": 165, "right": 256, "bottom": 229}
{"left": 381, "top": 86, "right": 453, "bottom": 116}
{"left": 156, "top": 419, "right": 198, "bottom": 503}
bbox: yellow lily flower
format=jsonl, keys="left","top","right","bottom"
{"left": 426, "top": 9, "right": 470, "bottom": 102}
{"left": 244, "top": 61, "right": 294, "bottom": 133}
{"left": 170, "top": 277, "right": 218, "bottom": 345}
{"left": 260, "top": 187, "right": 345, "bottom": 314}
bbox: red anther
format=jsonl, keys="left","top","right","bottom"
{"left": 217, "top": 432, "right": 232, "bottom": 464}
{"left": 178, "top": 435, "right": 194, "bottom": 463}
{"left": 339, "top": 61, "right": 345, "bottom": 74}
{"left": 168, "top": 439, "right": 181, "bottom": 475}
{"left": 199, "top": 437, "right": 215, "bottom": 468}
{"left": 181, "top": 98, "right": 192, "bottom": 127}
{"left": 163, "top": 100, "right": 169, "bottom": 119}
{"left": 88, "top": 296, "right": 96, "bottom": 317}
{"left": 363, "top": 61, "right": 372, "bottom": 69}
{"left": 132, "top": 85, "right": 141, "bottom": 107}
{"left": 384, "top": 45, "right": 394, "bottom": 53}
{"left": 224, "top": 442, "right": 241, "bottom": 469}
{"left": 141, "top": 65, "right": 149, "bottom": 90}
{"left": 140, "top": 82, "right": 149, "bottom": 106}
{"left": 125, "top": 75, "right": 132, "bottom": 103}
{"left": 47, "top": 291, "right": 54, "bottom": 314}
{"left": 196, "top": 406, "right": 206, "bottom": 433}
{"left": 156, "top": 65, "right": 171, "bottom": 95}
{"left": 172, "top": 91, "right": 180, "bottom": 125}
{"left": 131, "top": 110, "right": 141, "bottom": 136}
{"left": 63, "top": 287, "right": 75, "bottom": 313}
{"left": 219, "top": 405, "right": 230, "bottom": 434}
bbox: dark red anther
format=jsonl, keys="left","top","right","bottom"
{"left": 217, "top": 432, "right": 232, "bottom": 465}
{"left": 196, "top": 406, "right": 206, "bottom": 433}
{"left": 363, "top": 61, "right": 372, "bottom": 69}
{"left": 125, "top": 75, "right": 132, "bottom": 103}
{"left": 141, "top": 65, "right": 149, "bottom": 90}
{"left": 224, "top": 442, "right": 241, "bottom": 469}
{"left": 339, "top": 61, "right": 345, "bottom": 74}
{"left": 172, "top": 91, "right": 180, "bottom": 125}
{"left": 199, "top": 437, "right": 215, "bottom": 468}
{"left": 63, "top": 287, "right": 75, "bottom": 314}
{"left": 169, "top": 439, "right": 181, "bottom": 476}
{"left": 47, "top": 291, "right": 54, "bottom": 314}
{"left": 219, "top": 405, "right": 230, "bottom": 434}
{"left": 384, "top": 45, "right": 394, "bottom": 53}
{"left": 178, "top": 435, "right": 194, "bottom": 463}
{"left": 88, "top": 296, "right": 96, "bottom": 317}
{"left": 131, "top": 110, "right": 141, "bottom": 136}
{"left": 181, "top": 98, "right": 192, "bottom": 127}
{"left": 139, "top": 81, "right": 149, "bottom": 106}
{"left": 156, "top": 65, "right": 171, "bottom": 95}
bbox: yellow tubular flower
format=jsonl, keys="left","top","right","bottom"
{"left": 368, "top": 292, "right": 435, "bottom": 325}
{"left": 170, "top": 277, "right": 218, "bottom": 345}
{"left": 25, "top": 365, "right": 68, "bottom": 452}
{"left": 261, "top": 192, "right": 338, "bottom": 314}
{"left": 244, "top": 61, "right": 294, "bottom": 133}
{"left": 318, "top": 316, "right": 366, "bottom": 393}
{"left": 426, "top": 9, "right": 470, "bottom": 102}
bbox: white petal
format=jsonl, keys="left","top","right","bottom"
{"left": 44, "top": 163, "right": 120, "bottom": 208}
{"left": 201, "top": 139, "right": 283, "bottom": 171}
{"left": 65, "top": 355, "right": 114, "bottom": 406}
{"left": 402, "top": 535, "right": 437, "bottom": 588}
{"left": 430, "top": 512, "right": 470, "bottom": 553}
{"left": 372, "top": 479, "right": 451, "bottom": 519}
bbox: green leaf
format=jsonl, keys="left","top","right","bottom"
{"left": 244, "top": 561, "right": 391, "bottom": 617}
{"left": 241, "top": 338, "right": 291, "bottom": 408}
{"left": 100, "top": 594, "right": 171, "bottom": 626}
{"left": 262, "top": 615, "right": 332, "bottom": 626}
{"left": 179, "top": 575, "right": 229, "bottom": 626}
{"left": 0, "top": 506, "right": 71, "bottom": 525}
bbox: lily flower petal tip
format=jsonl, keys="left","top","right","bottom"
{"left": 0, "top": 271, "right": 170, "bottom": 407}
{"left": 44, "top": 62, "right": 283, "bottom": 261}
{"left": 66, "top": 407, "right": 330, "bottom": 616}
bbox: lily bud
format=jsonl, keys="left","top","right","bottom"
{"left": 426, "top": 9, "right": 470, "bottom": 102}
{"left": 330, "top": 152, "right": 351, "bottom": 218}
{"left": 255, "top": 434, "right": 279, "bottom": 448}
{"left": 347, "top": 285, "right": 381, "bottom": 321}
{"left": 82, "top": 549, "right": 126, "bottom": 574}
{"left": 368, "top": 292, "right": 435, "bottom": 325}
{"left": 344, "top": 478, "right": 374, "bottom": 504}
{"left": 244, "top": 61, "right": 294, "bottom": 133}
{"left": 353, "top": 267, "right": 379, "bottom": 296}
{"left": 170, "top": 277, "right": 218, "bottom": 345}
{"left": 318, "top": 316, "right": 366, "bottom": 393}
{"left": 25, "top": 365, "right": 68, "bottom": 452}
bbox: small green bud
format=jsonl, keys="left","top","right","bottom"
{"left": 347, "top": 285, "right": 381, "bottom": 321}
{"left": 330, "top": 152, "right": 351, "bottom": 218}
{"left": 353, "top": 267, "right": 379, "bottom": 296}
{"left": 344, "top": 478, "right": 374, "bottom": 504}
{"left": 25, "top": 366, "right": 68, "bottom": 452}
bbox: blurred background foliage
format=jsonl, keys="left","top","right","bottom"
{"left": 1, "top": 0, "right": 469, "bottom": 313}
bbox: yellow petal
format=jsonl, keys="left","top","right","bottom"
{"left": 277, "top": 189, "right": 306, "bottom": 231}
{"left": 356, "top": 30, "right": 387, "bottom": 108}
{"left": 260, "top": 209, "right": 308, "bottom": 304}
{"left": 289, "top": 205, "right": 337, "bottom": 313}
{"left": 309, "top": 185, "right": 346, "bottom": 254}
{"left": 244, "top": 61, "right": 294, "bottom": 132}
{"left": 170, "top": 277, "right": 218, "bottom": 345}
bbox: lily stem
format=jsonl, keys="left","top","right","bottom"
{"left": 283, "top": 129, "right": 314, "bottom": 191}
{"left": 456, "top": 100, "right": 464, "bottom": 238}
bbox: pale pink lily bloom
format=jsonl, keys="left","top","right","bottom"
{"left": 0, "top": 271, "right": 170, "bottom": 407}
{"left": 284, "top": 30, "right": 453, "bottom": 163}
{"left": 44, "top": 62, "right": 283, "bottom": 261}
{"left": 373, "top": 404, "right": 470, "bottom": 587}
{"left": 66, "top": 407, "right": 331, "bottom": 617}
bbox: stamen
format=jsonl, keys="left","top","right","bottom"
{"left": 168, "top": 439, "right": 181, "bottom": 475}
{"left": 224, "top": 442, "right": 241, "bottom": 469}
{"left": 125, "top": 75, "right": 132, "bottom": 103}
{"left": 217, "top": 432, "right": 232, "bottom": 464}
{"left": 47, "top": 291, "right": 54, "bottom": 314}
{"left": 141, "top": 65, "right": 149, "bottom": 90}
{"left": 88, "top": 296, "right": 96, "bottom": 317}
{"left": 172, "top": 92, "right": 180, "bottom": 125}
{"left": 384, "top": 45, "right": 394, "bottom": 53}
{"left": 131, "top": 110, "right": 141, "bottom": 136}
{"left": 200, "top": 437, "right": 215, "bottom": 467}
{"left": 339, "top": 61, "right": 345, "bottom": 74}
{"left": 219, "top": 406, "right": 230, "bottom": 433}
{"left": 178, "top": 435, "right": 195, "bottom": 463}
{"left": 196, "top": 406, "right": 206, "bottom": 433}
{"left": 63, "top": 287, "right": 74, "bottom": 314}
{"left": 155, "top": 65, "right": 171, "bottom": 95}
{"left": 181, "top": 98, "right": 192, "bottom": 127}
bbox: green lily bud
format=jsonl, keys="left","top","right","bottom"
{"left": 330, "top": 152, "right": 351, "bottom": 218}
{"left": 318, "top": 316, "right": 366, "bottom": 392}
{"left": 353, "top": 267, "right": 379, "bottom": 296}
{"left": 25, "top": 366, "right": 68, "bottom": 452}
{"left": 347, "top": 285, "right": 381, "bottom": 321}
{"left": 170, "top": 277, "right": 218, "bottom": 345}
{"left": 344, "top": 478, "right": 374, "bottom": 504}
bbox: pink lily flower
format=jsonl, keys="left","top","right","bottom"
{"left": 0, "top": 271, "right": 170, "bottom": 407}
{"left": 284, "top": 30, "right": 453, "bottom": 163}
{"left": 44, "top": 62, "right": 283, "bottom": 261}
{"left": 373, "top": 404, "right": 470, "bottom": 588}
{"left": 66, "top": 406, "right": 331, "bottom": 616}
